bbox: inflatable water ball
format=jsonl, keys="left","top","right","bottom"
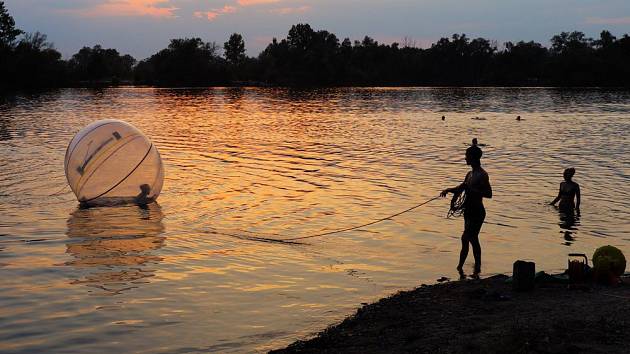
{"left": 64, "top": 120, "right": 164, "bottom": 206}
{"left": 592, "top": 245, "right": 626, "bottom": 276}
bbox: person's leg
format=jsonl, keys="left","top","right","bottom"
{"left": 470, "top": 234, "right": 481, "bottom": 273}
{"left": 470, "top": 209, "right": 485, "bottom": 273}
{"left": 458, "top": 215, "right": 473, "bottom": 271}
{"left": 457, "top": 232, "right": 469, "bottom": 271}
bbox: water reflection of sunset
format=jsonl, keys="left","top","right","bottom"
{"left": 65, "top": 204, "right": 165, "bottom": 294}
{"left": 1, "top": 88, "right": 628, "bottom": 353}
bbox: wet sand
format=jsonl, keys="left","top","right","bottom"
{"left": 271, "top": 274, "right": 630, "bottom": 353}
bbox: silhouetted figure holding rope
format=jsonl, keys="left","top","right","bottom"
{"left": 440, "top": 143, "right": 492, "bottom": 275}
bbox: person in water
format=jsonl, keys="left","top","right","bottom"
{"left": 77, "top": 184, "right": 153, "bottom": 208}
{"left": 550, "top": 168, "right": 580, "bottom": 212}
{"left": 135, "top": 184, "right": 152, "bottom": 205}
{"left": 440, "top": 144, "right": 493, "bottom": 274}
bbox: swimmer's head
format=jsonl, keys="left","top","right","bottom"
{"left": 466, "top": 145, "right": 482, "bottom": 166}
{"left": 140, "top": 184, "right": 151, "bottom": 194}
{"left": 472, "top": 138, "right": 478, "bottom": 146}
{"left": 563, "top": 168, "right": 575, "bottom": 181}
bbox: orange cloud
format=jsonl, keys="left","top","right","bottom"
{"left": 238, "top": 0, "right": 282, "bottom": 6}
{"left": 66, "top": 0, "right": 178, "bottom": 18}
{"left": 268, "top": 5, "right": 310, "bottom": 15}
{"left": 220, "top": 5, "right": 238, "bottom": 14}
{"left": 585, "top": 16, "right": 630, "bottom": 25}
{"left": 194, "top": 10, "right": 219, "bottom": 20}
{"left": 194, "top": 5, "right": 238, "bottom": 21}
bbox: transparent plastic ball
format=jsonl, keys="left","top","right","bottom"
{"left": 64, "top": 120, "right": 164, "bottom": 206}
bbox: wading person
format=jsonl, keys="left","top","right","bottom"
{"left": 440, "top": 143, "right": 492, "bottom": 275}
{"left": 550, "top": 167, "right": 580, "bottom": 213}
{"left": 135, "top": 184, "right": 152, "bottom": 205}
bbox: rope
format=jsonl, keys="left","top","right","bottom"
{"left": 49, "top": 183, "right": 70, "bottom": 196}
{"left": 205, "top": 195, "right": 514, "bottom": 244}
{"left": 447, "top": 189, "right": 466, "bottom": 218}
{"left": 225, "top": 196, "right": 440, "bottom": 243}
{"left": 445, "top": 189, "right": 515, "bottom": 228}
{"left": 282, "top": 196, "right": 441, "bottom": 241}
{"left": 204, "top": 229, "right": 307, "bottom": 245}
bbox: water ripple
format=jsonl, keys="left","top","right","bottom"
{"left": 0, "top": 87, "right": 628, "bottom": 353}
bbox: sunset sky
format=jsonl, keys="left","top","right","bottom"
{"left": 5, "top": 0, "right": 630, "bottom": 60}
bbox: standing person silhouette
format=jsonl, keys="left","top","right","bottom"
{"left": 550, "top": 168, "right": 580, "bottom": 213}
{"left": 440, "top": 143, "right": 492, "bottom": 275}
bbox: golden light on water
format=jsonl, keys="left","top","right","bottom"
{"left": 1, "top": 87, "right": 629, "bottom": 352}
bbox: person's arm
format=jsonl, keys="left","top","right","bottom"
{"left": 483, "top": 174, "right": 492, "bottom": 199}
{"left": 575, "top": 184, "right": 580, "bottom": 210}
{"left": 440, "top": 182, "right": 465, "bottom": 197}
{"left": 550, "top": 185, "right": 561, "bottom": 205}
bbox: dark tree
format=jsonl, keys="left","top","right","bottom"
{"left": 548, "top": 31, "right": 596, "bottom": 85}
{"left": 592, "top": 32, "right": 630, "bottom": 86}
{"left": 594, "top": 30, "right": 616, "bottom": 49}
{"left": 2, "top": 31, "right": 67, "bottom": 90}
{"left": 0, "top": 1, "right": 22, "bottom": 48}
{"left": 68, "top": 45, "right": 136, "bottom": 83}
{"left": 15, "top": 32, "right": 65, "bottom": 83}
{"left": 224, "top": 33, "right": 246, "bottom": 64}
{"left": 550, "top": 31, "right": 592, "bottom": 54}
{"left": 2, "top": 9, "right": 630, "bottom": 90}
{"left": 494, "top": 41, "right": 548, "bottom": 85}
{"left": 134, "top": 38, "right": 229, "bottom": 86}
{"left": 287, "top": 23, "right": 315, "bottom": 51}
{"left": 254, "top": 25, "right": 630, "bottom": 87}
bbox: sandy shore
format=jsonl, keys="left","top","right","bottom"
{"left": 271, "top": 274, "right": 630, "bottom": 353}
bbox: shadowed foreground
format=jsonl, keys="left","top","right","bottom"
{"left": 271, "top": 275, "right": 630, "bottom": 353}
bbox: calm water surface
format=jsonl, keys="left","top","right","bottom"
{"left": 1, "top": 87, "right": 629, "bottom": 353}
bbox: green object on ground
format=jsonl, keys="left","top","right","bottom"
{"left": 534, "top": 271, "right": 569, "bottom": 284}
{"left": 593, "top": 245, "right": 626, "bottom": 276}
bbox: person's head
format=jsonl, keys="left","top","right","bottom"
{"left": 466, "top": 145, "right": 482, "bottom": 166}
{"left": 140, "top": 184, "right": 151, "bottom": 195}
{"left": 563, "top": 168, "right": 575, "bottom": 181}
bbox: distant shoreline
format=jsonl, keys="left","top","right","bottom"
{"left": 271, "top": 273, "right": 630, "bottom": 353}
{"left": 4, "top": 84, "right": 630, "bottom": 93}
{"left": 3, "top": 0, "right": 630, "bottom": 92}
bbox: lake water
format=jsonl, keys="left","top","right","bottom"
{"left": 1, "top": 87, "right": 629, "bottom": 353}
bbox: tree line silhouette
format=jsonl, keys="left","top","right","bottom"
{"left": 1, "top": 1, "right": 629, "bottom": 91}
